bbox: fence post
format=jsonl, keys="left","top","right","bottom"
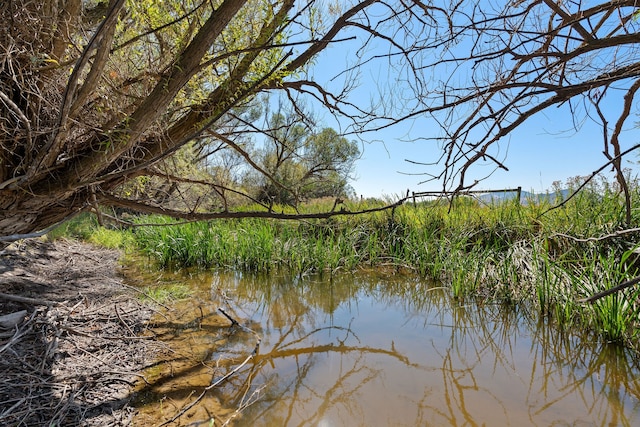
{"left": 516, "top": 186, "right": 522, "bottom": 204}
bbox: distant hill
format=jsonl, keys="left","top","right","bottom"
{"left": 478, "top": 189, "right": 571, "bottom": 205}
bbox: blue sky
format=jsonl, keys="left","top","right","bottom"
{"left": 345, "top": 104, "right": 640, "bottom": 198}
{"left": 299, "top": 4, "right": 640, "bottom": 199}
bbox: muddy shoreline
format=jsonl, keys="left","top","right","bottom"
{"left": 0, "top": 239, "right": 161, "bottom": 426}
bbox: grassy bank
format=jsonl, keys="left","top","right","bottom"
{"left": 50, "top": 179, "right": 640, "bottom": 352}
{"left": 130, "top": 179, "right": 640, "bottom": 351}
{"left": 46, "top": 212, "right": 133, "bottom": 249}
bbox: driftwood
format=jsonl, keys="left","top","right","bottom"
{"left": 0, "top": 310, "right": 27, "bottom": 329}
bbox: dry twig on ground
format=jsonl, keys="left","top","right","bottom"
{"left": 0, "top": 239, "right": 160, "bottom": 426}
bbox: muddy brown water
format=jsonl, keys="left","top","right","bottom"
{"left": 130, "top": 267, "right": 640, "bottom": 426}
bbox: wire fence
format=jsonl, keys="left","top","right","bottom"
{"left": 410, "top": 186, "right": 522, "bottom": 205}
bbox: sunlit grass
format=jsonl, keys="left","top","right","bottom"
{"left": 46, "top": 212, "right": 100, "bottom": 241}
{"left": 46, "top": 212, "right": 132, "bottom": 249}
{"left": 122, "top": 176, "right": 640, "bottom": 352}
{"left": 88, "top": 227, "right": 132, "bottom": 249}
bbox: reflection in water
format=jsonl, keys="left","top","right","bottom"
{"left": 134, "top": 269, "right": 640, "bottom": 426}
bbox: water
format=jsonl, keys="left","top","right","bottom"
{"left": 131, "top": 268, "right": 640, "bottom": 426}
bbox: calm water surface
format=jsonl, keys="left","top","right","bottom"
{"left": 131, "top": 268, "right": 640, "bottom": 426}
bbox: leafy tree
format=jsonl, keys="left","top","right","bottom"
{"left": 253, "top": 111, "right": 308, "bottom": 205}
{"left": 0, "top": 0, "right": 403, "bottom": 241}
{"left": 298, "top": 127, "right": 360, "bottom": 199}
{"left": 247, "top": 111, "right": 359, "bottom": 205}
{"left": 2, "top": 0, "right": 639, "bottom": 242}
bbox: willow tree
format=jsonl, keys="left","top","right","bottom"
{"left": 0, "top": 0, "right": 404, "bottom": 241}
{"left": 246, "top": 111, "right": 360, "bottom": 205}
{"left": 3, "top": 1, "right": 639, "bottom": 242}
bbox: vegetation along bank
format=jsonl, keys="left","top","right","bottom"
{"left": 126, "top": 177, "right": 640, "bottom": 356}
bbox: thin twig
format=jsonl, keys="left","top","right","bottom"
{"left": 159, "top": 306, "right": 262, "bottom": 426}
{"left": 540, "top": 143, "right": 640, "bottom": 218}
{"left": 115, "top": 303, "right": 136, "bottom": 336}
{"left": 158, "top": 352, "right": 257, "bottom": 426}
{"left": 221, "top": 383, "right": 267, "bottom": 426}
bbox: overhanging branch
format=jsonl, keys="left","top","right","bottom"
{"left": 100, "top": 193, "right": 407, "bottom": 221}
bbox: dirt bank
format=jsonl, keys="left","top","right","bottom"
{"left": 0, "top": 239, "right": 160, "bottom": 426}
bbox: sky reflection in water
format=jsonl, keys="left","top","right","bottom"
{"left": 138, "top": 269, "right": 640, "bottom": 426}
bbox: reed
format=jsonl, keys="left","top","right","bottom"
{"left": 562, "top": 247, "right": 640, "bottom": 344}
{"left": 127, "top": 176, "right": 640, "bottom": 351}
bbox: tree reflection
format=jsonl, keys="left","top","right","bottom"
{"left": 134, "top": 269, "right": 640, "bottom": 426}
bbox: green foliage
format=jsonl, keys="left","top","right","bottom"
{"left": 246, "top": 110, "right": 360, "bottom": 204}
{"left": 46, "top": 213, "right": 131, "bottom": 249}
{"left": 88, "top": 227, "right": 132, "bottom": 249}
{"left": 562, "top": 247, "right": 640, "bottom": 344}
{"left": 131, "top": 176, "right": 640, "bottom": 352}
{"left": 116, "top": 142, "right": 225, "bottom": 211}
{"left": 47, "top": 213, "right": 101, "bottom": 241}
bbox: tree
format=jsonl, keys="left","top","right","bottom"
{"left": 388, "top": 1, "right": 640, "bottom": 224}
{"left": 247, "top": 111, "right": 360, "bottom": 205}
{"left": 0, "top": 0, "right": 402, "bottom": 241}
{"left": 250, "top": 110, "right": 308, "bottom": 205}
{"left": 300, "top": 128, "right": 360, "bottom": 198}
{"left": 2, "top": 0, "right": 639, "bottom": 242}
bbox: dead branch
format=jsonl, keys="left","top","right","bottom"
{"left": 391, "top": 2, "right": 640, "bottom": 197}
{"left": 0, "top": 292, "right": 57, "bottom": 307}
{"left": 158, "top": 306, "right": 262, "bottom": 426}
{"left": 552, "top": 227, "right": 640, "bottom": 243}
{"left": 578, "top": 275, "right": 640, "bottom": 304}
{"left": 0, "top": 310, "right": 27, "bottom": 329}
{"left": 100, "top": 192, "right": 407, "bottom": 222}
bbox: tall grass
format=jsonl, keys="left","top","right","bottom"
{"left": 130, "top": 176, "right": 640, "bottom": 351}
{"left": 561, "top": 247, "right": 640, "bottom": 345}
{"left": 46, "top": 212, "right": 132, "bottom": 249}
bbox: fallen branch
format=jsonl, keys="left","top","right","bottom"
{"left": 552, "top": 227, "right": 640, "bottom": 243}
{"left": 158, "top": 306, "right": 262, "bottom": 426}
{"left": 578, "top": 275, "right": 640, "bottom": 304}
{"left": 0, "top": 292, "right": 57, "bottom": 307}
{"left": 0, "top": 310, "right": 27, "bottom": 329}
{"left": 0, "top": 311, "right": 38, "bottom": 354}
{"left": 218, "top": 307, "right": 239, "bottom": 326}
